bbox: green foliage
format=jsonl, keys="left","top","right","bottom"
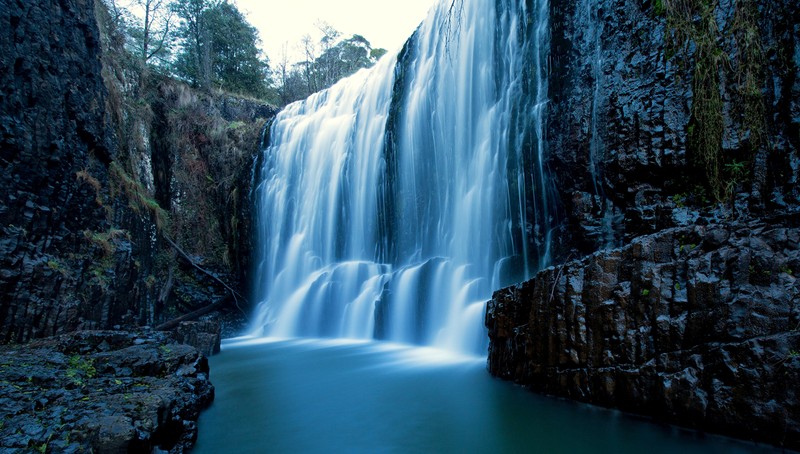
{"left": 370, "top": 48, "right": 389, "bottom": 61}
{"left": 731, "top": 0, "right": 766, "bottom": 153}
{"left": 110, "top": 161, "right": 170, "bottom": 230}
{"left": 227, "top": 120, "right": 246, "bottom": 130}
{"left": 664, "top": 0, "right": 724, "bottom": 198}
{"left": 172, "top": 0, "right": 269, "bottom": 98}
{"left": 277, "top": 25, "right": 386, "bottom": 105}
{"left": 145, "top": 274, "right": 157, "bottom": 289}
{"left": 653, "top": 0, "right": 666, "bottom": 16}
{"left": 46, "top": 259, "right": 66, "bottom": 275}
{"left": 103, "top": 0, "right": 385, "bottom": 105}
{"left": 83, "top": 228, "right": 128, "bottom": 256}
{"left": 66, "top": 355, "right": 96, "bottom": 387}
{"left": 171, "top": 0, "right": 216, "bottom": 87}
{"left": 315, "top": 34, "right": 375, "bottom": 88}
{"left": 662, "top": 0, "right": 767, "bottom": 203}
{"left": 117, "top": 0, "right": 176, "bottom": 66}
{"left": 723, "top": 159, "right": 749, "bottom": 200}
{"left": 205, "top": 2, "right": 269, "bottom": 97}
{"left": 673, "top": 186, "right": 712, "bottom": 208}
{"left": 641, "top": 289, "right": 650, "bottom": 296}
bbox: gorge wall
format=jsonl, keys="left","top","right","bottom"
{"left": 488, "top": 0, "right": 800, "bottom": 449}
{"left": 546, "top": 0, "right": 799, "bottom": 253}
{"left": 488, "top": 223, "right": 799, "bottom": 447}
{"left": 0, "top": 0, "right": 273, "bottom": 344}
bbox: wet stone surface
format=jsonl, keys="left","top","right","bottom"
{"left": 0, "top": 330, "right": 214, "bottom": 453}
{"left": 487, "top": 221, "right": 800, "bottom": 450}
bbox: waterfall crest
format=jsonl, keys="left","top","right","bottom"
{"left": 251, "top": 0, "right": 552, "bottom": 355}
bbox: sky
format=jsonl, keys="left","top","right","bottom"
{"left": 233, "top": 0, "right": 437, "bottom": 64}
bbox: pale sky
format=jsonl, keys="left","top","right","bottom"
{"left": 233, "top": 0, "right": 437, "bottom": 64}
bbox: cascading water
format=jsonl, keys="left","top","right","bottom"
{"left": 250, "top": 0, "right": 553, "bottom": 355}
{"left": 584, "top": 0, "right": 620, "bottom": 248}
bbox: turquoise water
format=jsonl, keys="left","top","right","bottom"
{"left": 194, "top": 338, "right": 786, "bottom": 454}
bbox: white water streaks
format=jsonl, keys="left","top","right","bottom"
{"left": 251, "top": 0, "right": 550, "bottom": 355}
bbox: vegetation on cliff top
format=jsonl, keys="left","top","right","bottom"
{"left": 103, "top": 0, "right": 389, "bottom": 106}
{"left": 90, "top": 0, "right": 271, "bottom": 327}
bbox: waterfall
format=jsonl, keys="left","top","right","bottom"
{"left": 250, "top": 0, "right": 552, "bottom": 355}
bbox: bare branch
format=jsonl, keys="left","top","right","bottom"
{"left": 163, "top": 234, "right": 248, "bottom": 304}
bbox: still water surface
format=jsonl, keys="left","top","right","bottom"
{"left": 194, "top": 338, "right": 785, "bottom": 453}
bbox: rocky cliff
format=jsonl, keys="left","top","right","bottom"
{"left": 488, "top": 221, "right": 799, "bottom": 448}
{"left": 0, "top": 0, "right": 274, "bottom": 344}
{"left": 546, "top": 0, "right": 799, "bottom": 255}
{"left": 1, "top": 0, "right": 114, "bottom": 342}
{"left": 487, "top": 0, "right": 800, "bottom": 449}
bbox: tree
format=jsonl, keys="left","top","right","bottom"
{"left": 133, "top": 0, "right": 175, "bottom": 64}
{"left": 103, "top": 0, "right": 132, "bottom": 30}
{"left": 370, "top": 48, "right": 388, "bottom": 61}
{"left": 100, "top": 0, "right": 175, "bottom": 67}
{"left": 274, "top": 27, "right": 388, "bottom": 106}
{"left": 314, "top": 21, "right": 341, "bottom": 89}
{"left": 298, "top": 33, "right": 318, "bottom": 95}
{"left": 204, "top": 2, "right": 270, "bottom": 97}
{"left": 275, "top": 42, "right": 301, "bottom": 106}
{"left": 172, "top": 0, "right": 219, "bottom": 89}
{"left": 172, "top": 0, "right": 269, "bottom": 98}
{"left": 100, "top": 0, "right": 153, "bottom": 63}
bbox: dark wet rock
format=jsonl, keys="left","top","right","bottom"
{"left": 490, "top": 0, "right": 800, "bottom": 449}
{"left": 174, "top": 321, "right": 222, "bottom": 357}
{"left": 0, "top": 330, "right": 213, "bottom": 453}
{"left": 0, "top": 0, "right": 120, "bottom": 343}
{"left": 0, "top": 0, "right": 273, "bottom": 343}
{"left": 487, "top": 222, "right": 800, "bottom": 450}
{"left": 546, "top": 0, "right": 800, "bottom": 259}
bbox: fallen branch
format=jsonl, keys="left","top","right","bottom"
{"left": 154, "top": 299, "right": 226, "bottom": 331}
{"left": 162, "top": 234, "right": 248, "bottom": 310}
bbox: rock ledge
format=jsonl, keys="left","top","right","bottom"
{"left": 0, "top": 330, "right": 214, "bottom": 453}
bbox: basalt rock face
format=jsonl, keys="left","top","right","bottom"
{"left": 487, "top": 222, "right": 800, "bottom": 449}
{"left": 0, "top": 0, "right": 273, "bottom": 343}
{"left": 489, "top": 0, "right": 800, "bottom": 448}
{"left": 0, "top": 0, "right": 123, "bottom": 343}
{"left": 546, "top": 0, "right": 800, "bottom": 256}
{"left": 547, "top": 0, "right": 689, "bottom": 253}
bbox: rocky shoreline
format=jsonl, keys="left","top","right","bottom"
{"left": 0, "top": 328, "right": 216, "bottom": 453}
